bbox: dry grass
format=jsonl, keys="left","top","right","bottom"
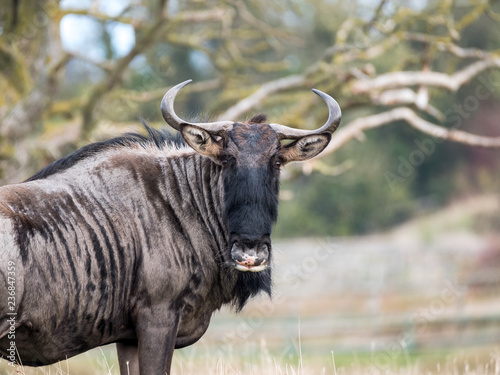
{"left": 2, "top": 344, "right": 500, "bottom": 375}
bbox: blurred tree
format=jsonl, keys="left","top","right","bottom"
{"left": 0, "top": 0, "right": 499, "bottom": 235}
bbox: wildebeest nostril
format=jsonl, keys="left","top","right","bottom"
{"left": 258, "top": 243, "right": 269, "bottom": 259}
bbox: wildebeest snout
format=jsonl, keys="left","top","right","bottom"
{"left": 231, "top": 235, "right": 270, "bottom": 272}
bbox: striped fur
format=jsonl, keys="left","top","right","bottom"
{"left": 0, "top": 125, "right": 277, "bottom": 374}
{"left": 0, "top": 110, "right": 332, "bottom": 374}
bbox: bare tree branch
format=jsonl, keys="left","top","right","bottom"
{"left": 351, "top": 58, "right": 500, "bottom": 94}
{"left": 217, "top": 75, "right": 306, "bottom": 120}
{"left": 454, "top": 1, "right": 489, "bottom": 31}
{"left": 234, "top": 0, "right": 303, "bottom": 45}
{"left": 363, "top": 0, "right": 388, "bottom": 33}
{"left": 109, "top": 78, "right": 222, "bottom": 103}
{"left": 79, "top": 7, "right": 238, "bottom": 138}
{"left": 403, "top": 32, "right": 500, "bottom": 59}
{"left": 80, "top": 16, "right": 168, "bottom": 137}
{"left": 59, "top": 7, "right": 138, "bottom": 26}
{"left": 375, "top": 88, "right": 444, "bottom": 120}
{"left": 321, "top": 107, "right": 500, "bottom": 159}
{"left": 174, "top": 8, "right": 231, "bottom": 23}
{"left": 68, "top": 52, "right": 114, "bottom": 72}
{"left": 2, "top": 0, "right": 500, "bottom": 185}
{"left": 1, "top": 52, "right": 71, "bottom": 139}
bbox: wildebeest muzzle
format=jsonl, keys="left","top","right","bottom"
{"left": 230, "top": 234, "right": 270, "bottom": 272}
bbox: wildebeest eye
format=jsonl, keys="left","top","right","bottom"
{"left": 274, "top": 160, "right": 282, "bottom": 169}
{"left": 221, "top": 155, "right": 233, "bottom": 167}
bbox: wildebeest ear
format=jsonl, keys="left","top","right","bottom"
{"left": 180, "top": 124, "right": 224, "bottom": 159}
{"left": 281, "top": 133, "right": 331, "bottom": 163}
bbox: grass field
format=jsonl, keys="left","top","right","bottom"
{"left": 2, "top": 344, "right": 500, "bottom": 374}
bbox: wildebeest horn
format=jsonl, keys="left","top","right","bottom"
{"left": 162, "top": 80, "right": 341, "bottom": 139}
{"left": 161, "top": 79, "right": 234, "bottom": 133}
{"left": 269, "top": 89, "right": 342, "bottom": 140}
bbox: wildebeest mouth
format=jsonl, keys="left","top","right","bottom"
{"left": 232, "top": 261, "right": 269, "bottom": 272}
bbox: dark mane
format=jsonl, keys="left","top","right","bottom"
{"left": 248, "top": 114, "right": 267, "bottom": 124}
{"left": 25, "top": 124, "right": 186, "bottom": 182}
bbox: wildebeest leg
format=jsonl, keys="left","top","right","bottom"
{"left": 136, "top": 310, "right": 180, "bottom": 375}
{"left": 117, "top": 341, "right": 139, "bottom": 375}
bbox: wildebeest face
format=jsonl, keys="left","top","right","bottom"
{"left": 219, "top": 121, "right": 280, "bottom": 272}
{"left": 162, "top": 79, "right": 341, "bottom": 272}
{"left": 180, "top": 119, "right": 331, "bottom": 272}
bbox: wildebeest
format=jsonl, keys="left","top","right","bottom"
{"left": 0, "top": 80, "right": 341, "bottom": 374}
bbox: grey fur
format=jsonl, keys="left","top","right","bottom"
{"left": 0, "top": 93, "right": 337, "bottom": 374}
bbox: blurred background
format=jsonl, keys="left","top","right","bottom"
{"left": 1, "top": 0, "right": 500, "bottom": 373}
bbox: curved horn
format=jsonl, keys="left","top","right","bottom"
{"left": 161, "top": 79, "right": 234, "bottom": 133}
{"left": 270, "top": 89, "right": 342, "bottom": 140}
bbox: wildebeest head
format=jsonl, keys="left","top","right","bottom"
{"left": 161, "top": 80, "right": 341, "bottom": 273}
